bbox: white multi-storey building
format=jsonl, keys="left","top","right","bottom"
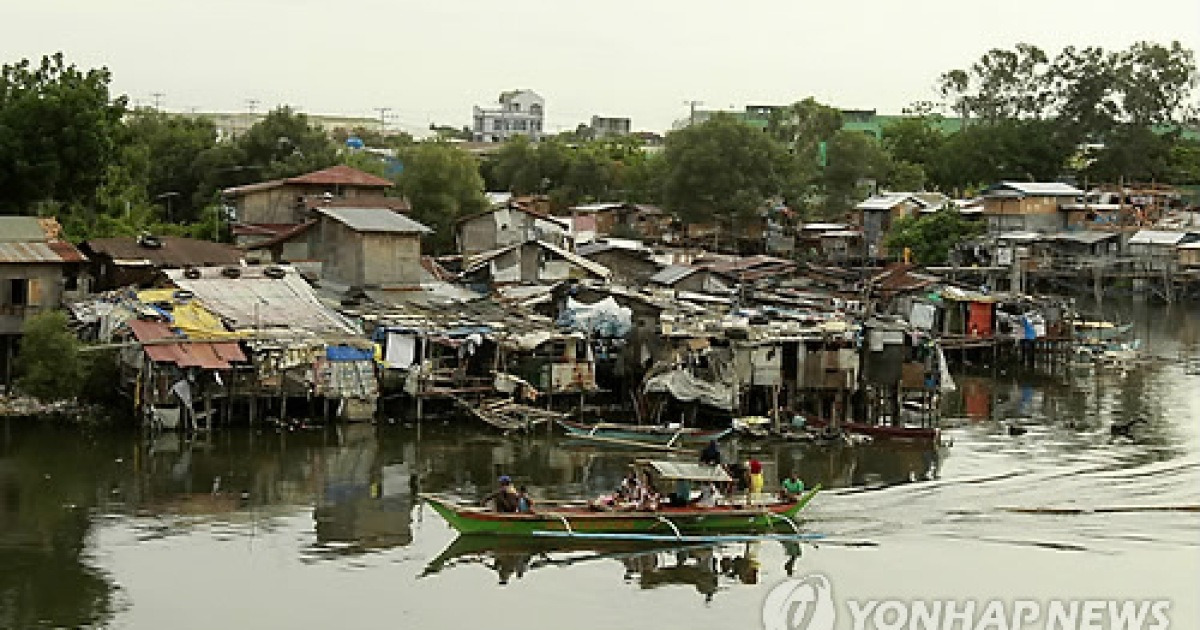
{"left": 472, "top": 89, "right": 544, "bottom": 143}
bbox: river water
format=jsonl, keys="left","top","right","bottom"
{"left": 1, "top": 303, "right": 1197, "bottom": 630}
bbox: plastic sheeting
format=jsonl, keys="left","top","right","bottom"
{"left": 326, "top": 345, "right": 375, "bottom": 362}
{"left": 643, "top": 370, "right": 733, "bottom": 411}
{"left": 557, "top": 296, "right": 632, "bottom": 338}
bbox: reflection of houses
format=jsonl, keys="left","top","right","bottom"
{"left": 981, "top": 181, "right": 1083, "bottom": 234}
{"left": 1, "top": 217, "right": 88, "bottom": 387}
{"left": 223, "top": 165, "right": 398, "bottom": 245}
{"left": 80, "top": 235, "right": 242, "bottom": 291}
{"left": 456, "top": 206, "right": 572, "bottom": 257}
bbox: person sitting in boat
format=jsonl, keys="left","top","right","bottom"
{"left": 697, "top": 481, "right": 720, "bottom": 508}
{"left": 780, "top": 472, "right": 805, "bottom": 500}
{"left": 618, "top": 471, "right": 640, "bottom": 500}
{"left": 482, "top": 475, "right": 521, "bottom": 513}
{"left": 699, "top": 440, "right": 723, "bottom": 466}
{"left": 516, "top": 485, "right": 534, "bottom": 513}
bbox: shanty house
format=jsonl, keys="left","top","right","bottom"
{"left": 456, "top": 206, "right": 572, "bottom": 257}
{"left": 462, "top": 240, "right": 610, "bottom": 286}
{"left": 80, "top": 235, "right": 243, "bottom": 291}
{"left": 311, "top": 207, "right": 432, "bottom": 288}
{"left": 576, "top": 240, "right": 662, "bottom": 286}
{"left": 1127, "top": 230, "right": 1200, "bottom": 271}
{"left": 857, "top": 192, "right": 952, "bottom": 258}
{"left": 981, "top": 182, "right": 1083, "bottom": 234}
{"left": 569, "top": 202, "right": 672, "bottom": 241}
{"left": 0, "top": 217, "right": 88, "bottom": 386}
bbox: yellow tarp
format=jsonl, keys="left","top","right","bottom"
{"left": 137, "top": 289, "right": 246, "bottom": 340}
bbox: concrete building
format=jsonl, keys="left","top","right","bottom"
{"left": 472, "top": 90, "right": 544, "bottom": 143}
{"left": 590, "top": 116, "right": 631, "bottom": 138}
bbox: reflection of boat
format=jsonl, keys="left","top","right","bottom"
{"left": 556, "top": 419, "right": 731, "bottom": 447}
{"left": 422, "top": 460, "right": 818, "bottom": 537}
{"left": 422, "top": 534, "right": 798, "bottom": 599}
{"left": 1072, "top": 320, "right": 1134, "bottom": 342}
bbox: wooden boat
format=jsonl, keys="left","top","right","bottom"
{"left": 557, "top": 419, "right": 731, "bottom": 448}
{"left": 421, "top": 460, "right": 819, "bottom": 538}
{"left": 804, "top": 417, "right": 940, "bottom": 442}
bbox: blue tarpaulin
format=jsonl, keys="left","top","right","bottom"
{"left": 326, "top": 345, "right": 374, "bottom": 362}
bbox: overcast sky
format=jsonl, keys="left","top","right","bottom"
{"left": 5, "top": 0, "right": 1199, "bottom": 135}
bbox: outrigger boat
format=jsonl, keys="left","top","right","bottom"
{"left": 556, "top": 419, "right": 731, "bottom": 449}
{"left": 421, "top": 459, "right": 820, "bottom": 540}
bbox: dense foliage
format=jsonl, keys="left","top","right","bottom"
{"left": 884, "top": 209, "right": 985, "bottom": 265}
{"left": 15, "top": 311, "right": 84, "bottom": 401}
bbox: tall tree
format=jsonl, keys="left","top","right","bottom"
{"left": 938, "top": 44, "right": 1053, "bottom": 122}
{"left": 396, "top": 142, "right": 488, "bottom": 253}
{"left": 122, "top": 109, "right": 221, "bottom": 222}
{"left": 1116, "top": 41, "right": 1199, "bottom": 126}
{"left": 661, "top": 113, "right": 786, "bottom": 224}
{"left": 0, "top": 53, "right": 126, "bottom": 215}
{"left": 822, "top": 130, "right": 892, "bottom": 214}
{"left": 235, "top": 106, "right": 338, "bottom": 179}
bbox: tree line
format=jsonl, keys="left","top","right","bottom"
{"left": 2, "top": 43, "right": 1197, "bottom": 251}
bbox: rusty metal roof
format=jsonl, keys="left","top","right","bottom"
{"left": 286, "top": 165, "right": 393, "bottom": 188}
{"left": 128, "top": 319, "right": 247, "bottom": 369}
{"left": 82, "top": 236, "right": 242, "bottom": 267}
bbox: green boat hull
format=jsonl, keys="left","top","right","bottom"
{"left": 422, "top": 487, "right": 819, "bottom": 537}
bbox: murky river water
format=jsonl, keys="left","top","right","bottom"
{"left": 2, "top": 303, "right": 1198, "bottom": 630}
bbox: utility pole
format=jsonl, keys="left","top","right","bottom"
{"left": 374, "top": 107, "right": 392, "bottom": 134}
{"left": 683, "top": 100, "right": 704, "bottom": 126}
{"left": 151, "top": 92, "right": 165, "bottom": 111}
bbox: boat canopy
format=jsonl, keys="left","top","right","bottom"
{"left": 636, "top": 460, "right": 732, "bottom": 483}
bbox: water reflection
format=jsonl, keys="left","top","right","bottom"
{"left": 421, "top": 535, "right": 810, "bottom": 602}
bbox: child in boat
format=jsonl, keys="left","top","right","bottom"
{"left": 780, "top": 472, "right": 805, "bottom": 500}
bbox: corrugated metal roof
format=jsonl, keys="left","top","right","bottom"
{"left": 1128, "top": 230, "right": 1190, "bottom": 246}
{"left": 642, "top": 460, "right": 732, "bottom": 482}
{"left": 316, "top": 207, "right": 432, "bottom": 233}
{"left": 988, "top": 181, "right": 1083, "bottom": 197}
{"left": 856, "top": 193, "right": 916, "bottom": 211}
{"left": 285, "top": 165, "right": 392, "bottom": 188}
{"left": 165, "top": 266, "right": 359, "bottom": 335}
{"left": 0, "top": 241, "right": 87, "bottom": 263}
{"left": 0, "top": 217, "right": 48, "bottom": 242}
{"left": 83, "top": 236, "right": 241, "bottom": 267}
{"left": 1051, "top": 231, "right": 1120, "bottom": 245}
{"left": 128, "top": 319, "right": 247, "bottom": 369}
{"left": 650, "top": 264, "right": 699, "bottom": 285}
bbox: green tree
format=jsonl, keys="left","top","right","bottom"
{"left": 122, "top": 109, "right": 221, "bottom": 222}
{"left": 938, "top": 43, "right": 1053, "bottom": 122}
{"left": 235, "top": 106, "right": 338, "bottom": 179}
{"left": 1116, "top": 41, "right": 1198, "bottom": 126}
{"left": 661, "top": 114, "right": 787, "bottom": 224}
{"left": 396, "top": 142, "right": 488, "bottom": 253}
{"left": 487, "top": 135, "right": 542, "bottom": 194}
{"left": 0, "top": 53, "right": 126, "bottom": 215}
{"left": 881, "top": 115, "right": 946, "bottom": 171}
{"left": 15, "top": 311, "right": 84, "bottom": 401}
{"left": 884, "top": 209, "right": 984, "bottom": 264}
{"left": 929, "top": 119, "right": 1075, "bottom": 193}
{"left": 1083, "top": 125, "right": 1176, "bottom": 183}
{"left": 822, "top": 130, "right": 892, "bottom": 215}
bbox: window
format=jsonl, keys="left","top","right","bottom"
{"left": 493, "top": 119, "right": 504, "bottom": 131}
{"left": 8, "top": 279, "right": 29, "bottom": 306}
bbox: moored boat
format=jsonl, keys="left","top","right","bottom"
{"left": 556, "top": 419, "right": 731, "bottom": 447}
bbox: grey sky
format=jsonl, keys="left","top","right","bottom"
{"left": 5, "top": 0, "right": 1199, "bottom": 135}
